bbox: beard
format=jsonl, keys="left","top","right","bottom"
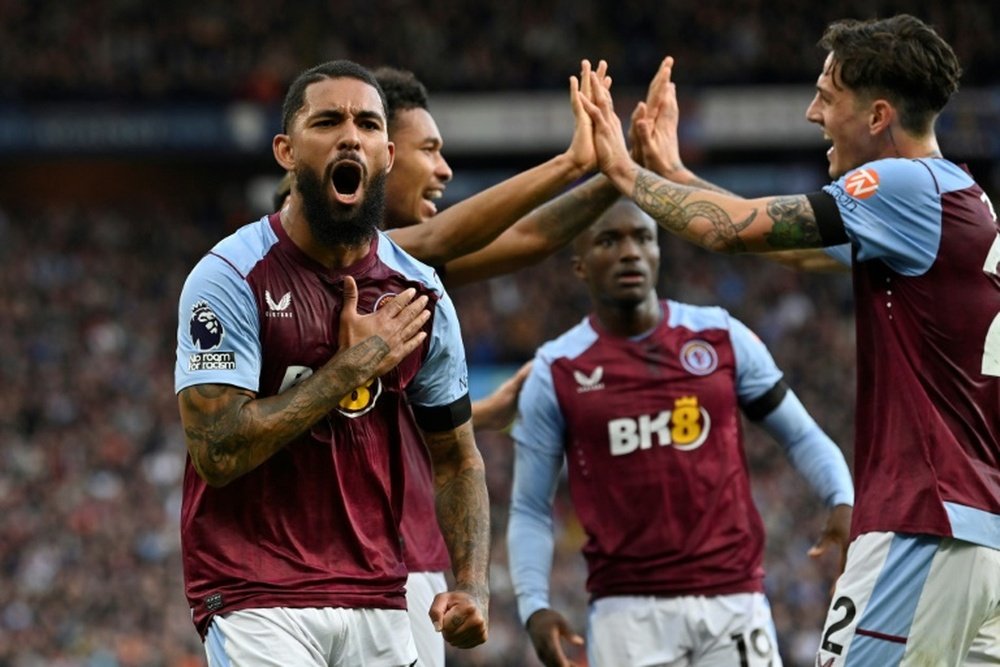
{"left": 295, "top": 162, "right": 386, "bottom": 248}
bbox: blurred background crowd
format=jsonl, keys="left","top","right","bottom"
{"left": 0, "top": 1, "right": 996, "bottom": 666}
{"left": 2, "top": 0, "right": 997, "bottom": 101}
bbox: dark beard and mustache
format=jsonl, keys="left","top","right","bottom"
{"left": 295, "top": 162, "right": 387, "bottom": 248}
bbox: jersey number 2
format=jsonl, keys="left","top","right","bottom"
{"left": 982, "top": 192, "right": 1000, "bottom": 377}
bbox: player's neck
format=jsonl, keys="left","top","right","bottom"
{"left": 884, "top": 125, "right": 943, "bottom": 161}
{"left": 280, "top": 205, "right": 372, "bottom": 269}
{"left": 594, "top": 294, "right": 662, "bottom": 337}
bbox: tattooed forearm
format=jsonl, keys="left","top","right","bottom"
{"left": 763, "top": 196, "right": 822, "bottom": 249}
{"left": 425, "top": 424, "right": 491, "bottom": 595}
{"left": 633, "top": 169, "right": 756, "bottom": 253}
{"left": 686, "top": 175, "right": 736, "bottom": 197}
{"left": 535, "top": 175, "right": 620, "bottom": 244}
{"left": 178, "top": 336, "right": 390, "bottom": 486}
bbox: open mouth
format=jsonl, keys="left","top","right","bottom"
{"left": 331, "top": 162, "right": 363, "bottom": 204}
{"left": 422, "top": 188, "right": 444, "bottom": 216}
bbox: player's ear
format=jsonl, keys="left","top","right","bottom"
{"left": 274, "top": 134, "right": 295, "bottom": 171}
{"left": 385, "top": 141, "right": 395, "bottom": 173}
{"left": 869, "top": 99, "right": 895, "bottom": 136}
{"left": 571, "top": 254, "right": 586, "bottom": 280}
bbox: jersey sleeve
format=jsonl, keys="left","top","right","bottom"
{"left": 511, "top": 351, "right": 566, "bottom": 453}
{"left": 508, "top": 354, "right": 567, "bottom": 624}
{"left": 821, "top": 158, "right": 943, "bottom": 276}
{"left": 175, "top": 253, "right": 262, "bottom": 394}
{"left": 824, "top": 243, "right": 853, "bottom": 267}
{"left": 728, "top": 316, "right": 783, "bottom": 404}
{"left": 405, "top": 287, "right": 470, "bottom": 409}
{"left": 758, "top": 391, "right": 855, "bottom": 507}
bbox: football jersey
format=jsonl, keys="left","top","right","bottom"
{"left": 510, "top": 301, "right": 782, "bottom": 611}
{"left": 174, "top": 214, "right": 468, "bottom": 637}
{"left": 823, "top": 158, "right": 1000, "bottom": 547}
{"left": 398, "top": 403, "right": 450, "bottom": 572}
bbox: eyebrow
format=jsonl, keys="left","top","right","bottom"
{"left": 307, "top": 108, "right": 385, "bottom": 124}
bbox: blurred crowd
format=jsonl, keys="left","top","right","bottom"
{"left": 1, "top": 0, "right": 996, "bottom": 102}
{"left": 0, "top": 196, "right": 858, "bottom": 666}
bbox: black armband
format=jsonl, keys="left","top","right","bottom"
{"left": 741, "top": 379, "right": 788, "bottom": 422}
{"left": 412, "top": 393, "right": 472, "bottom": 432}
{"left": 806, "top": 191, "right": 849, "bottom": 246}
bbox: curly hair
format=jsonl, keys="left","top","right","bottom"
{"left": 372, "top": 67, "right": 431, "bottom": 128}
{"left": 819, "top": 14, "right": 962, "bottom": 136}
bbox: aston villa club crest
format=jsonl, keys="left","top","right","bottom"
{"left": 679, "top": 340, "right": 718, "bottom": 376}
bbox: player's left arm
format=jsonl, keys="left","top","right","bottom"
{"left": 753, "top": 388, "right": 854, "bottom": 569}
{"left": 406, "top": 279, "right": 490, "bottom": 647}
{"left": 730, "top": 316, "right": 853, "bottom": 568}
{"left": 443, "top": 175, "right": 620, "bottom": 287}
{"left": 419, "top": 417, "right": 491, "bottom": 649}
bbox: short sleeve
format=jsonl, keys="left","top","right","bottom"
{"left": 511, "top": 352, "right": 566, "bottom": 455}
{"left": 175, "top": 254, "right": 262, "bottom": 394}
{"left": 406, "top": 288, "right": 470, "bottom": 408}
{"left": 821, "top": 158, "right": 943, "bottom": 276}
{"left": 728, "top": 316, "right": 783, "bottom": 404}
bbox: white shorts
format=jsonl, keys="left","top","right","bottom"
{"left": 204, "top": 606, "right": 417, "bottom": 667}
{"left": 587, "top": 592, "right": 783, "bottom": 667}
{"left": 816, "top": 532, "right": 1000, "bottom": 666}
{"left": 405, "top": 570, "right": 448, "bottom": 667}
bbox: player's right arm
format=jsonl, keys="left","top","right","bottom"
{"left": 176, "top": 265, "right": 428, "bottom": 487}
{"left": 385, "top": 62, "right": 610, "bottom": 269}
{"left": 581, "top": 59, "right": 848, "bottom": 255}
{"left": 629, "top": 56, "right": 847, "bottom": 273}
{"left": 470, "top": 361, "right": 532, "bottom": 432}
{"left": 508, "top": 357, "right": 585, "bottom": 666}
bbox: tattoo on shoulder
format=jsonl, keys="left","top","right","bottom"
{"left": 764, "top": 196, "right": 821, "bottom": 249}
{"left": 633, "top": 171, "right": 755, "bottom": 252}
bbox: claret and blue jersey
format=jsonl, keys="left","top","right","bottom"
{"left": 174, "top": 213, "right": 469, "bottom": 637}
{"left": 508, "top": 300, "right": 854, "bottom": 625}
{"left": 820, "top": 157, "right": 1000, "bottom": 547}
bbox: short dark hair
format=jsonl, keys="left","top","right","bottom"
{"left": 281, "top": 60, "right": 388, "bottom": 133}
{"left": 372, "top": 67, "right": 430, "bottom": 127}
{"left": 819, "top": 14, "right": 961, "bottom": 135}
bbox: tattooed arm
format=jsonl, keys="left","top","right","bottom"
{"left": 178, "top": 277, "right": 430, "bottom": 487}
{"left": 422, "top": 420, "right": 491, "bottom": 648}
{"left": 578, "top": 61, "right": 827, "bottom": 254}
{"left": 443, "top": 175, "right": 620, "bottom": 287}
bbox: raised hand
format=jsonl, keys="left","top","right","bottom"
{"left": 573, "top": 60, "right": 636, "bottom": 191}
{"left": 526, "top": 608, "right": 585, "bottom": 667}
{"left": 565, "top": 59, "right": 613, "bottom": 175}
{"left": 630, "top": 56, "right": 686, "bottom": 179}
{"left": 337, "top": 275, "right": 430, "bottom": 378}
